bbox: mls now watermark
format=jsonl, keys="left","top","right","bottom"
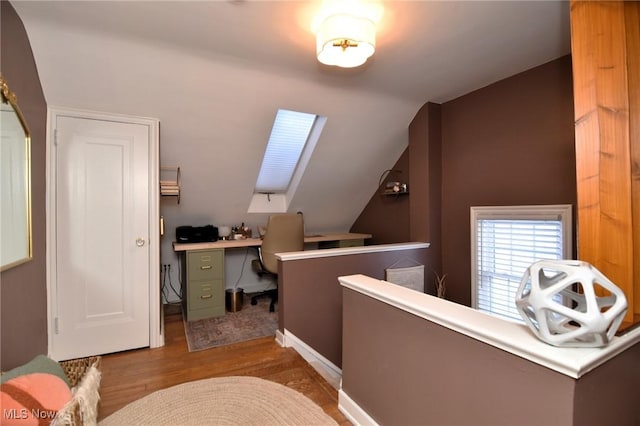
{"left": 4, "top": 408, "right": 57, "bottom": 421}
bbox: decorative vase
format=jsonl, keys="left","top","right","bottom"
{"left": 515, "top": 260, "right": 627, "bottom": 348}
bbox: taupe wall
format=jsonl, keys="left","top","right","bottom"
{"left": 409, "top": 102, "right": 443, "bottom": 286}
{"left": 572, "top": 341, "right": 640, "bottom": 425}
{"left": 352, "top": 55, "right": 576, "bottom": 305}
{"left": 441, "top": 55, "right": 576, "bottom": 305}
{"left": 280, "top": 247, "right": 428, "bottom": 368}
{"left": 350, "top": 150, "right": 410, "bottom": 245}
{"left": 341, "top": 287, "right": 640, "bottom": 425}
{"left": 409, "top": 102, "right": 442, "bottom": 246}
{"left": 0, "top": 0, "right": 49, "bottom": 370}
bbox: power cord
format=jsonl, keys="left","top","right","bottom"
{"left": 162, "top": 264, "right": 182, "bottom": 304}
{"left": 234, "top": 247, "right": 250, "bottom": 288}
{"left": 161, "top": 264, "right": 169, "bottom": 303}
{"left": 167, "top": 264, "right": 181, "bottom": 301}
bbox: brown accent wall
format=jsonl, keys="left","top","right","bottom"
{"left": 350, "top": 150, "right": 410, "bottom": 245}
{"left": 572, "top": 341, "right": 640, "bottom": 425}
{"left": 440, "top": 55, "right": 576, "bottom": 305}
{"left": 341, "top": 287, "right": 640, "bottom": 425}
{"left": 279, "top": 247, "right": 428, "bottom": 368}
{"left": 409, "top": 102, "right": 443, "bottom": 288}
{"left": 350, "top": 56, "right": 576, "bottom": 306}
{"left": 409, "top": 102, "right": 442, "bottom": 246}
{"left": 1, "top": 1, "right": 49, "bottom": 370}
{"left": 350, "top": 104, "right": 443, "bottom": 294}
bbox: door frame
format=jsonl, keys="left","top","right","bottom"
{"left": 46, "top": 106, "right": 163, "bottom": 355}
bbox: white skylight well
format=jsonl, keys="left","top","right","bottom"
{"left": 248, "top": 109, "right": 326, "bottom": 213}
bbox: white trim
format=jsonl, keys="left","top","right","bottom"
{"left": 275, "top": 329, "right": 285, "bottom": 347}
{"left": 338, "top": 389, "right": 380, "bottom": 426}
{"left": 470, "top": 204, "right": 572, "bottom": 311}
{"left": 45, "top": 110, "right": 55, "bottom": 355}
{"left": 277, "top": 242, "right": 429, "bottom": 261}
{"left": 147, "top": 118, "right": 163, "bottom": 348}
{"left": 282, "top": 329, "right": 342, "bottom": 388}
{"left": 339, "top": 274, "right": 640, "bottom": 379}
{"left": 285, "top": 116, "right": 326, "bottom": 202}
{"left": 247, "top": 193, "right": 288, "bottom": 214}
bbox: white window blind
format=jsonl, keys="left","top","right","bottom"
{"left": 255, "top": 109, "right": 318, "bottom": 193}
{"left": 471, "top": 205, "right": 572, "bottom": 322}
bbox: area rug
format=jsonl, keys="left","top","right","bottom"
{"left": 98, "top": 376, "right": 337, "bottom": 425}
{"left": 183, "top": 296, "right": 278, "bottom": 352}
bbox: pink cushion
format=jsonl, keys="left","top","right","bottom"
{"left": 1, "top": 373, "right": 72, "bottom": 425}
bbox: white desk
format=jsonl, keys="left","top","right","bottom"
{"left": 172, "top": 232, "right": 372, "bottom": 252}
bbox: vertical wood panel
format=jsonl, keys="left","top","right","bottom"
{"left": 570, "top": 0, "right": 638, "bottom": 325}
{"left": 626, "top": 2, "right": 640, "bottom": 320}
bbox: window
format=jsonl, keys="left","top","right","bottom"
{"left": 248, "top": 109, "right": 326, "bottom": 213}
{"left": 470, "top": 205, "right": 572, "bottom": 322}
{"left": 255, "top": 109, "right": 317, "bottom": 193}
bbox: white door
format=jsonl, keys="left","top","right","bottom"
{"left": 48, "top": 110, "right": 160, "bottom": 360}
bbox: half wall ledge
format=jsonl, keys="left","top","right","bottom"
{"left": 338, "top": 274, "right": 640, "bottom": 379}
{"left": 277, "top": 242, "right": 430, "bottom": 261}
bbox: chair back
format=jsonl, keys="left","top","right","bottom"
{"left": 260, "top": 213, "right": 304, "bottom": 274}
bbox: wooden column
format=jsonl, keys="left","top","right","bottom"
{"left": 570, "top": 0, "right": 640, "bottom": 326}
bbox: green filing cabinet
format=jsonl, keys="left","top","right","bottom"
{"left": 181, "top": 249, "right": 225, "bottom": 321}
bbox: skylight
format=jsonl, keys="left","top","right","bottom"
{"left": 249, "top": 109, "right": 326, "bottom": 213}
{"left": 255, "top": 109, "right": 317, "bottom": 193}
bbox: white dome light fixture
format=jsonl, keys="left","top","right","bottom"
{"left": 316, "top": 13, "right": 376, "bottom": 68}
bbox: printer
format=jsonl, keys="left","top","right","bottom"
{"left": 175, "top": 225, "right": 218, "bottom": 243}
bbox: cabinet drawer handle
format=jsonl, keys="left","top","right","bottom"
{"left": 200, "top": 265, "right": 212, "bottom": 270}
{"left": 200, "top": 294, "right": 213, "bottom": 299}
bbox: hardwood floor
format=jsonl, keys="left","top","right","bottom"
{"left": 98, "top": 305, "right": 351, "bottom": 424}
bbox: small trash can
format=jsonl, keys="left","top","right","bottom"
{"left": 225, "top": 288, "right": 244, "bottom": 312}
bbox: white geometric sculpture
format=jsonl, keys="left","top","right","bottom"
{"left": 515, "top": 260, "right": 627, "bottom": 348}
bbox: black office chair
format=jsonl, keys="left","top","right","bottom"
{"left": 251, "top": 213, "right": 304, "bottom": 312}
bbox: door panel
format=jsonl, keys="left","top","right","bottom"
{"left": 51, "top": 115, "right": 150, "bottom": 360}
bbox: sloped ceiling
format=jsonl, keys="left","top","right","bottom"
{"left": 11, "top": 0, "right": 570, "bottom": 243}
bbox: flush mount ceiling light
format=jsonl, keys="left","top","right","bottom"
{"left": 316, "top": 13, "right": 376, "bottom": 68}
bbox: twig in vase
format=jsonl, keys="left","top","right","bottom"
{"left": 433, "top": 271, "right": 447, "bottom": 298}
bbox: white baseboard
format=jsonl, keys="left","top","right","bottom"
{"left": 280, "top": 329, "right": 377, "bottom": 424}
{"left": 338, "top": 389, "right": 379, "bottom": 426}
{"left": 275, "top": 329, "right": 285, "bottom": 347}
{"left": 282, "top": 329, "right": 342, "bottom": 390}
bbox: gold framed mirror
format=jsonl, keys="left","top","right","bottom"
{"left": 1, "top": 74, "right": 32, "bottom": 271}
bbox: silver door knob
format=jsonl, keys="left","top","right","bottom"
{"left": 136, "top": 238, "right": 146, "bottom": 247}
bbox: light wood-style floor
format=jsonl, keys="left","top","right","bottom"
{"left": 98, "top": 305, "right": 350, "bottom": 424}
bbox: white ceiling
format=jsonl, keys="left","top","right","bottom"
{"left": 11, "top": 0, "right": 571, "bottom": 240}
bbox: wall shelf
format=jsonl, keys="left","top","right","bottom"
{"left": 378, "top": 169, "right": 408, "bottom": 196}
{"left": 160, "top": 166, "right": 181, "bottom": 203}
{"left": 381, "top": 188, "right": 409, "bottom": 196}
